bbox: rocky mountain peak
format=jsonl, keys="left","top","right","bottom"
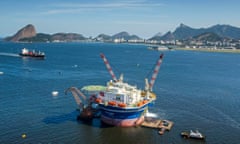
{"left": 6, "top": 24, "right": 36, "bottom": 42}
{"left": 179, "top": 23, "right": 189, "bottom": 28}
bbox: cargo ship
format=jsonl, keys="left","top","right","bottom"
{"left": 66, "top": 53, "right": 164, "bottom": 127}
{"left": 19, "top": 48, "right": 45, "bottom": 58}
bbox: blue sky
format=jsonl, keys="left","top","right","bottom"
{"left": 1, "top": 0, "right": 240, "bottom": 38}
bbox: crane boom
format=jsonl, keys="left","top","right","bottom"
{"left": 65, "top": 87, "right": 87, "bottom": 108}
{"left": 149, "top": 53, "right": 164, "bottom": 91}
{"left": 100, "top": 53, "right": 118, "bottom": 82}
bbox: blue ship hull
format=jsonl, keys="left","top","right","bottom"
{"left": 98, "top": 104, "right": 149, "bottom": 127}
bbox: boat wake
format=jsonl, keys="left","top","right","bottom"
{"left": 206, "top": 104, "right": 240, "bottom": 129}
{"left": 145, "top": 112, "right": 158, "bottom": 118}
{"left": 0, "top": 52, "right": 20, "bottom": 57}
{"left": 177, "top": 98, "right": 240, "bottom": 129}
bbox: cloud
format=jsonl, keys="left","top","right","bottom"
{"left": 113, "top": 20, "right": 169, "bottom": 25}
{"left": 43, "top": 0, "right": 165, "bottom": 14}
{"left": 44, "top": 9, "right": 85, "bottom": 15}
{"left": 56, "top": 0, "right": 164, "bottom": 9}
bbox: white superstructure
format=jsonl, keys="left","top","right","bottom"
{"left": 21, "top": 48, "right": 29, "bottom": 54}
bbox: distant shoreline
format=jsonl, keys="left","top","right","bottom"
{"left": 175, "top": 47, "right": 240, "bottom": 54}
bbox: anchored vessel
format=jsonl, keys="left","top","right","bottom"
{"left": 92, "top": 53, "right": 164, "bottom": 127}
{"left": 66, "top": 53, "right": 164, "bottom": 127}
{"left": 148, "top": 45, "right": 169, "bottom": 51}
{"left": 19, "top": 48, "right": 45, "bottom": 58}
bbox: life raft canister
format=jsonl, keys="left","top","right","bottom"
{"left": 108, "top": 101, "right": 117, "bottom": 106}
{"left": 118, "top": 102, "right": 127, "bottom": 108}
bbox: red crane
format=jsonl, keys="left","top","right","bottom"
{"left": 149, "top": 53, "right": 164, "bottom": 91}
{"left": 100, "top": 53, "right": 118, "bottom": 82}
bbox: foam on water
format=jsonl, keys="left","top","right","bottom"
{"left": 145, "top": 112, "right": 158, "bottom": 118}
{"left": 0, "top": 52, "right": 20, "bottom": 57}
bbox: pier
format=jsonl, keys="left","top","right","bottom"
{"left": 141, "top": 117, "right": 174, "bottom": 135}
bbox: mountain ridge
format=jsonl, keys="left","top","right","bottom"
{"left": 150, "top": 24, "right": 240, "bottom": 41}
{"left": 4, "top": 23, "right": 240, "bottom": 42}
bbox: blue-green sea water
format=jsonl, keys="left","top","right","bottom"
{"left": 0, "top": 42, "right": 240, "bottom": 144}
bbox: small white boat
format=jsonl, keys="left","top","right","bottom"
{"left": 52, "top": 91, "right": 59, "bottom": 96}
{"left": 148, "top": 45, "right": 169, "bottom": 51}
{"left": 181, "top": 130, "right": 205, "bottom": 140}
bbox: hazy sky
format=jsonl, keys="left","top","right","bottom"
{"left": 1, "top": 0, "right": 239, "bottom": 38}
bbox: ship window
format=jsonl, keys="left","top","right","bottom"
{"left": 128, "top": 96, "right": 133, "bottom": 103}
{"left": 126, "top": 87, "right": 130, "bottom": 91}
{"left": 116, "top": 96, "right": 121, "bottom": 101}
{"left": 116, "top": 94, "right": 123, "bottom": 101}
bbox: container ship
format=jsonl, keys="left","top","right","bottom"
{"left": 66, "top": 53, "right": 164, "bottom": 127}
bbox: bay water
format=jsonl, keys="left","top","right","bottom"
{"left": 0, "top": 42, "right": 240, "bottom": 144}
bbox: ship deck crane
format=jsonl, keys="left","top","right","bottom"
{"left": 100, "top": 52, "right": 164, "bottom": 92}
{"left": 65, "top": 87, "right": 87, "bottom": 109}
{"left": 100, "top": 53, "right": 118, "bottom": 82}
{"left": 148, "top": 53, "right": 164, "bottom": 91}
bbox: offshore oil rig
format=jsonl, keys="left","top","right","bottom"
{"left": 65, "top": 53, "right": 164, "bottom": 127}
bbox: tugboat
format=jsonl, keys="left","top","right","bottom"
{"left": 19, "top": 48, "right": 45, "bottom": 58}
{"left": 181, "top": 130, "right": 205, "bottom": 140}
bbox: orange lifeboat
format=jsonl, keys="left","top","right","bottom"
{"left": 95, "top": 98, "right": 102, "bottom": 103}
{"left": 118, "top": 102, "right": 127, "bottom": 108}
{"left": 143, "top": 100, "right": 148, "bottom": 104}
{"left": 137, "top": 101, "right": 143, "bottom": 107}
{"left": 108, "top": 101, "right": 117, "bottom": 106}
